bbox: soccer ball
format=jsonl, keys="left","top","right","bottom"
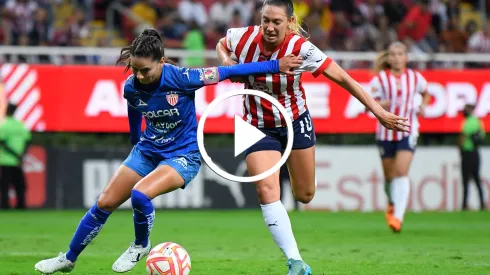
{"left": 146, "top": 242, "right": 191, "bottom": 275}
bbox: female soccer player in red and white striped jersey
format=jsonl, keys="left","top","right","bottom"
{"left": 370, "top": 42, "right": 431, "bottom": 233}
{"left": 216, "top": 0, "right": 410, "bottom": 273}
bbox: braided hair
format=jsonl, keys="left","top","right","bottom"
{"left": 117, "top": 28, "right": 175, "bottom": 73}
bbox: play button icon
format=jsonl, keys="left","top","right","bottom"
{"left": 197, "top": 89, "right": 293, "bottom": 183}
{"left": 234, "top": 115, "right": 266, "bottom": 157}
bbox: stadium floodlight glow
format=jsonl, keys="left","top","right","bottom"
{"left": 197, "top": 89, "right": 293, "bottom": 183}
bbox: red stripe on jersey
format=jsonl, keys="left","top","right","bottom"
{"left": 385, "top": 70, "right": 393, "bottom": 140}
{"left": 235, "top": 26, "right": 254, "bottom": 59}
{"left": 288, "top": 38, "right": 305, "bottom": 120}
{"left": 244, "top": 37, "right": 260, "bottom": 126}
{"left": 377, "top": 73, "right": 387, "bottom": 138}
{"left": 378, "top": 73, "right": 387, "bottom": 96}
{"left": 410, "top": 71, "right": 418, "bottom": 136}
{"left": 403, "top": 71, "right": 411, "bottom": 138}
{"left": 312, "top": 57, "right": 332, "bottom": 77}
{"left": 273, "top": 35, "right": 294, "bottom": 125}
{"left": 299, "top": 81, "right": 307, "bottom": 110}
{"left": 257, "top": 55, "right": 275, "bottom": 128}
{"left": 271, "top": 73, "right": 283, "bottom": 126}
{"left": 393, "top": 74, "right": 402, "bottom": 141}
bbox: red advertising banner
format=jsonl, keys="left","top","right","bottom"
{"left": 1, "top": 64, "right": 489, "bottom": 133}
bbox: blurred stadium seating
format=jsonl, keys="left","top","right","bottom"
{"left": 0, "top": 0, "right": 489, "bottom": 68}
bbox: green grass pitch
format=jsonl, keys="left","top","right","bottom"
{"left": 0, "top": 210, "right": 489, "bottom": 274}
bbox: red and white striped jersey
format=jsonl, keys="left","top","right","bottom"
{"left": 224, "top": 26, "right": 332, "bottom": 128}
{"left": 370, "top": 69, "right": 427, "bottom": 141}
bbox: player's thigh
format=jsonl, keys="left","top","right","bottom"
{"left": 377, "top": 140, "right": 396, "bottom": 180}
{"left": 286, "top": 110, "right": 317, "bottom": 203}
{"left": 394, "top": 136, "right": 416, "bottom": 176}
{"left": 97, "top": 146, "right": 153, "bottom": 211}
{"left": 246, "top": 150, "right": 282, "bottom": 204}
{"left": 287, "top": 146, "right": 316, "bottom": 204}
{"left": 394, "top": 151, "right": 414, "bottom": 177}
{"left": 134, "top": 152, "right": 201, "bottom": 199}
{"left": 381, "top": 158, "right": 396, "bottom": 180}
{"left": 97, "top": 165, "right": 143, "bottom": 211}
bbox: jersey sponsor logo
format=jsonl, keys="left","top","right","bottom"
{"left": 251, "top": 82, "right": 269, "bottom": 92}
{"left": 303, "top": 44, "right": 315, "bottom": 60}
{"left": 155, "top": 136, "right": 175, "bottom": 144}
{"left": 203, "top": 67, "right": 219, "bottom": 85}
{"left": 166, "top": 93, "right": 179, "bottom": 106}
{"left": 173, "top": 157, "right": 188, "bottom": 169}
{"left": 142, "top": 108, "right": 180, "bottom": 118}
{"left": 150, "top": 120, "right": 182, "bottom": 131}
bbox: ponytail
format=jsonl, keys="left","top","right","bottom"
{"left": 373, "top": 51, "right": 390, "bottom": 74}
{"left": 116, "top": 28, "right": 177, "bottom": 73}
{"left": 289, "top": 12, "right": 309, "bottom": 39}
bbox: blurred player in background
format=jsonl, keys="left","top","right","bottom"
{"left": 34, "top": 28, "right": 302, "bottom": 274}
{"left": 459, "top": 103, "right": 486, "bottom": 211}
{"left": 216, "top": 0, "right": 410, "bottom": 273}
{"left": 370, "top": 41, "right": 431, "bottom": 233}
{"left": 0, "top": 103, "right": 31, "bottom": 209}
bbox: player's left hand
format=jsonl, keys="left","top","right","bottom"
{"left": 278, "top": 54, "right": 303, "bottom": 75}
{"left": 378, "top": 110, "right": 410, "bottom": 132}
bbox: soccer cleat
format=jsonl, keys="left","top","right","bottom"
{"left": 112, "top": 241, "right": 151, "bottom": 273}
{"left": 34, "top": 252, "right": 75, "bottom": 274}
{"left": 388, "top": 217, "right": 402, "bottom": 233}
{"left": 385, "top": 203, "right": 394, "bottom": 226}
{"left": 286, "top": 258, "right": 312, "bottom": 275}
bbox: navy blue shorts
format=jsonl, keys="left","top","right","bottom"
{"left": 244, "top": 110, "right": 316, "bottom": 157}
{"left": 122, "top": 146, "right": 201, "bottom": 188}
{"left": 376, "top": 135, "right": 418, "bottom": 158}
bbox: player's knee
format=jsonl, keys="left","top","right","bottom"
{"left": 96, "top": 194, "right": 118, "bottom": 212}
{"left": 255, "top": 182, "right": 280, "bottom": 204}
{"left": 395, "top": 169, "right": 409, "bottom": 178}
{"left": 131, "top": 189, "right": 151, "bottom": 210}
{"left": 294, "top": 190, "right": 315, "bottom": 204}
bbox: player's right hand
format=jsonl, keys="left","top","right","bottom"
{"left": 278, "top": 54, "right": 303, "bottom": 75}
{"left": 378, "top": 110, "right": 410, "bottom": 132}
{"left": 222, "top": 58, "right": 245, "bottom": 83}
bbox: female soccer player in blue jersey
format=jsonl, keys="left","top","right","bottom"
{"left": 34, "top": 28, "right": 302, "bottom": 274}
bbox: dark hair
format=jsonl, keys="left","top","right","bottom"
{"left": 117, "top": 28, "right": 175, "bottom": 73}
{"left": 6, "top": 103, "right": 17, "bottom": 116}
{"left": 263, "top": 0, "right": 294, "bottom": 17}
{"left": 262, "top": 0, "right": 307, "bottom": 38}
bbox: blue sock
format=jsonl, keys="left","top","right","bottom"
{"left": 131, "top": 189, "right": 155, "bottom": 248}
{"left": 66, "top": 203, "right": 111, "bottom": 262}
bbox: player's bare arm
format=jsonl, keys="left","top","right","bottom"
{"left": 417, "top": 90, "right": 431, "bottom": 116}
{"left": 322, "top": 61, "right": 410, "bottom": 132}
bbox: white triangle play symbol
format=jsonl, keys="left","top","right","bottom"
{"left": 234, "top": 115, "right": 266, "bottom": 157}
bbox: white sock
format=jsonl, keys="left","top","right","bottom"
{"left": 391, "top": 176, "right": 410, "bottom": 221}
{"left": 261, "top": 200, "right": 302, "bottom": 261}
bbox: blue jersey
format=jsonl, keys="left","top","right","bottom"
{"left": 124, "top": 60, "right": 281, "bottom": 161}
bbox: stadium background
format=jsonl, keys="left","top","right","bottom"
{"left": 1, "top": 1, "right": 490, "bottom": 274}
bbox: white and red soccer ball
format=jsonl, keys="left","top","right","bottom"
{"left": 146, "top": 242, "right": 191, "bottom": 275}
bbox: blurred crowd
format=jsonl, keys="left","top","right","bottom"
{"left": 0, "top": 0, "right": 489, "bottom": 66}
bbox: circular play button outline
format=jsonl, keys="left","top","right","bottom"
{"left": 197, "top": 89, "right": 293, "bottom": 183}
